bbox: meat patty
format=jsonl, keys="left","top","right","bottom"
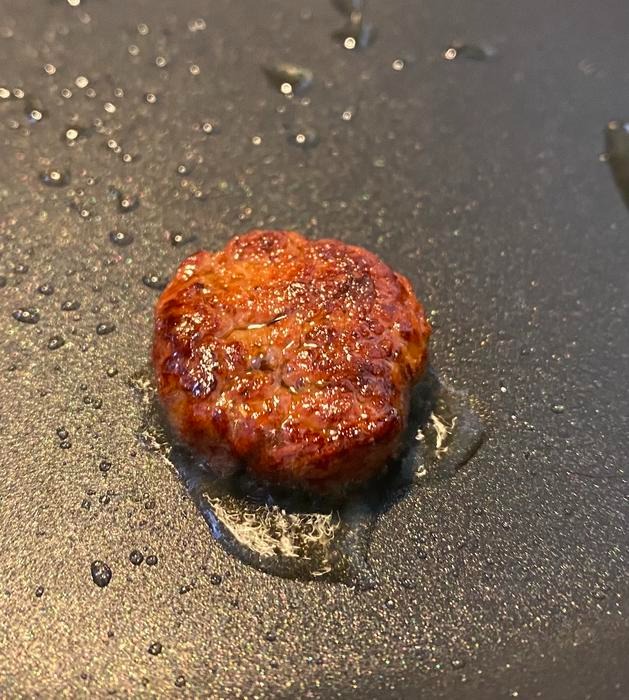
{"left": 153, "top": 230, "right": 431, "bottom": 491}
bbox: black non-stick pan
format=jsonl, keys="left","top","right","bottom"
{"left": 1, "top": 0, "right": 628, "bottom": 697}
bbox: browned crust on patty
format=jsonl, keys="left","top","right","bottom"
{"left": 153, "top": 230, "right": 431, "bottom": 490}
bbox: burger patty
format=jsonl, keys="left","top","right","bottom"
{"left": 153, "top": 230, "right": 431, "bottom": 491}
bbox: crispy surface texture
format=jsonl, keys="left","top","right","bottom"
{"left": 153, "top": 230, "right": 431, "bottom": 491}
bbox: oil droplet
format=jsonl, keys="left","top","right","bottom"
{"left": 155, "top": 56, "right": 168, "bottom": 68}
{"left": 168, "top": 230, "right": 197, "bottom": 247}
{"left": 188, "top": 18, "right": 206, "bottom": 32}
{"left": 550, "top": 403, "right": 565, "bottom": 414}
{"left": 26, "top": 108, "right": 45, "bottom": 124}
{"left": 99, "top": 460, "right": 112, "bottom": 473}
{"left": 605, "top": 120, "right": 629, "bottom": 209}
{"left": 13, "top": 308, "right": 40, "bottom": 324}
{"left": 144, "top": 92, "right": 157, "bottom": 104}
{"left": 40, "top": 170, "right": 68, "bottom": 187}
{"left": 14, "top": 263, "right": 29, "bottom": 274}
{"left": 333, "top": 10, "right": 376, "bottom": 49}
{"left": 61, "top": 299, "right": 80, "bottom": 311}
{"left": 142, "top": 273, "right": 168, "bottom": 290}
{"left": 64, "top": 127, "right": 80, "bottom": 143}
{"left": 289, "top": 127, "right": 319, "bottom": 149}
{"left": 37, "top": 283, "right": 55, "bottom": 296}
{"left": 90, "top": 560, "right": 112, "bottom": 588}
{"left": 264, "top": 63, "right": 314, "bottom": 96}
{"left": 174, "top": 676, "right": 186, "bottom": 688}
{"left": 75, "top": 75, "right": 89, "bottom": 89}
{"left": 47, "top": 335, "right": 65, "bottom": 350}
{"left": 129, "top": 550, "right": 144, "bottom": 565}
{"left": 443, "top": 42, "right": 496, "bottom": 61}
{"left": 392, "top": 58, "right": 405, "bottom": 71}
{"left": 147, "top": 642, "right": 162, "bottom": 656}
{"left": 43, "top": 63, "right": 56, "bottom": 75}
{"left": 109, "top": 230, "right": 134, "bottom": 247}
{"left": 96, "top": 322, "right": 116, "bottom": 336}
{"left": 35, "top": 585, "right": 45, "bottom": 597}
{"left": 201, "top": 121, "right": 216, "bottom": 134}
{"left": 251, "top": 135, "right": 262, "bottom": 146}
{"left": 189, "top": 64, "right": 201, "bottom": 76}
{"left": 146, "top": 554, "right": 158, "bottom": 566}
{"left": 117, "top": 193, "right": 139, "bottom": 213}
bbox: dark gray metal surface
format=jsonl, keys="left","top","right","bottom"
{"left": 1, "top": 0, "right": 628, "bottom": 697}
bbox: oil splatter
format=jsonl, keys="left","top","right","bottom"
{"left": 142, "top": 273, "right": 168, "bottom": 290}
{"left": 109, "top": 230, "right": 134, "bottom": 247}
{"left": 40, "top": 170, "right": 68, "bottom": 187}
{"left": 13, "top": 308, "right": 40, "bottom": 324}
{"left": 288, "top": 127, "right": 320, "bottom": 149}
{"left": 443, "top": 42, "right": 496, "bottom": 61}
{"left": 605, "top": 120, "right": 629, "bottom": 209}
{"left": 332, "top": 0, "right": 376, "bottom": 50}
{"left": 263, "top": 63, "right": 313, "bottom": 96}
{"left": 96, "top": 322, "right": 116, "bottom": 336}
{"left": 47, "top": 335, "right": 65, "bottom": 350}
{"left": 90, "top": 560, "right": 112, "bottom": 588}
{"left": 131, "top": 369, "right": 483, "bottom": 587}
{"left": 168, "top": 230, "right": 197, "bottom": 247}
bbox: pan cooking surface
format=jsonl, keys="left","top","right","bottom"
{"left": 0, "top": 0, "right": 628, "bottom": 697}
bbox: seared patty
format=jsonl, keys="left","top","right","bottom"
{"left": 153, "top": 230, "right": 431, "bottom": 491}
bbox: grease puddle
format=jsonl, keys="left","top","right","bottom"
{"left": 132, "top": 369, "right": 483, "bottom": 587}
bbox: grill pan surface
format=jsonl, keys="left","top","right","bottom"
{"left": 0, "top": 0, "right": 628, "bottom": 697}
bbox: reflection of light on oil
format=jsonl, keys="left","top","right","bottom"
{"left": 206, "top": 497, "right": 340, "bottom": 576}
